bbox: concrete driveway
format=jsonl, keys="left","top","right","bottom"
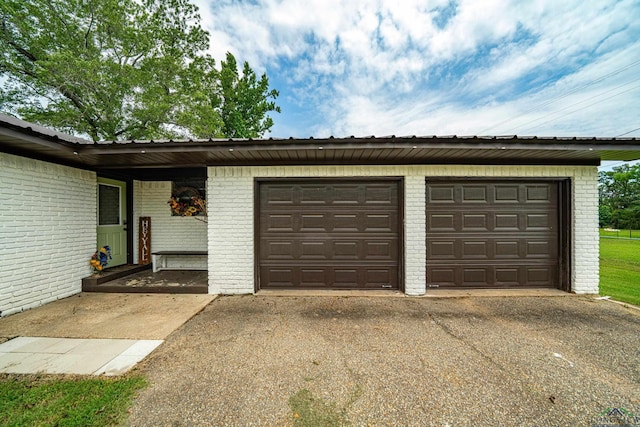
{"left": 127, "top": 295, "right": 640, "bottom": 427}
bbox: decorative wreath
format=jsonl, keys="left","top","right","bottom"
{"left": 90, "top": 246, "right": 112, "bottom": 272}
{"left": 168, "top": 186, "right": 207, "bottom": 216}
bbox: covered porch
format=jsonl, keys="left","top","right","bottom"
{"left": 88, "top": 165, "right": 210, "bottom": 294}
{"left": 82, "top": 264, "right": 208, "bottom": 294}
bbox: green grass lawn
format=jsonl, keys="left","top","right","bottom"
{"left": 599, "top": 236, "right": 640, "bottom": 306}
{"left": 0, "top": 374, "right": 146, "bottom": 427}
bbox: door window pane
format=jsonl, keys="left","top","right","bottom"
{"left": 99, "top": 184, "right": 120, "bottom": 225}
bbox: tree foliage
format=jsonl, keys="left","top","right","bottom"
{"left": 0, "top": 0, "right": 279, "bottom": 141}
{"left": 599, "top": 163, "right": 640, "bottom": 229}
{"left": 216, "top": 52, "right": 280, "bottom": 138}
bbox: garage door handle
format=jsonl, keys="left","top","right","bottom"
{"left": 381, "top": 284, "right": 392, "bottom": 288}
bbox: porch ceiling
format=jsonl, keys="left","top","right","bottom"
{"left": 1, "top": 113, "right": 640, "bottom": 172}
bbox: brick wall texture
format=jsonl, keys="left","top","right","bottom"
{"left": 0, "top": 153, "right": 96, "bottom": 317}
{"left": 207, "top": 165, "right": 599, "bottom": 295}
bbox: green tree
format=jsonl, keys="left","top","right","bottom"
{"left": 599, "top": 164, "right": 640, "bottom": 210}
{"left": 599, "top": 205, "right": 612, "bottom": 228}
{"left": 215, "top": 52, "right": 280, "bottom": 138}
{"left": 613, "top": 204, "right": 640, "bottom": 230}
{"left": 0, "top": 0, "right": 278, "bottom": 141}
{"left": 599, "top": 163, "right": 640, "bottom": 228}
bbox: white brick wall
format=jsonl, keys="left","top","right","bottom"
{"left": 571, "top": 167, "right": 600, "bottom": 294}
{"left": 0, "top": 153, "right": 96, "bottom": 317}
{"left": 206, "top": 173, "right": 254, "bottom": 294}
{"left": 404, "top": 175, "right": 427, "bottom": 296}
{"left": 208, "top": 164, "right": 600, "bottom": 295}
{"left": 132, "top": 181, "right": 207, "bottom": 268}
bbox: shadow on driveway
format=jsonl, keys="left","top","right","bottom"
{"left": 128, "top": 296, "right": 640, "bottom": 426}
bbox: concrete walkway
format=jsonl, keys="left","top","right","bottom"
{"left": 0, "top": 337, "right": 163, "bottom": 376}
{"left": 0, "top": 293, "right": 215, "bottom": 375}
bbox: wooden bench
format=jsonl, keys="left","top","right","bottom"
{"left": 151, "top": 251, "right": 208, "bottom": 273}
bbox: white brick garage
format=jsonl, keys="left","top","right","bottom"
{"left": 0, "top": 153, "right": 97, "bottom": 316}
{"left": 207, "top": 165, "right": 599, "bottom": 295}
{"left": 6, "top": 118, "right": 631, "bottom": 304}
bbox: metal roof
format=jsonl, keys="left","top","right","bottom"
{"left": 1, "top": 113, "right": 640, "bottom": 175}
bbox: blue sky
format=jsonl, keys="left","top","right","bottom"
{"left": 195, "top": 0, "right": 640, "bottom": 141}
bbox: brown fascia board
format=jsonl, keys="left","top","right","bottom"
{"left": 77, "top": 136, "right": 640, "bottom": 155}
{"left": 0, "top": 126, "right": 81, "bottom": 154}
{"left": 0, "top": 113, "right": 90, "bottom": 145}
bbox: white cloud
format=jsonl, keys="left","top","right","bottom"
{"left": 195, "top": 0, "right": 640, "bottom": 138}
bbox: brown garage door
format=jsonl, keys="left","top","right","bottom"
{"left": 258, "top": 179, "right": 401, "bottom": 290}
{"left": 426, "top": 180, "right": 559, "bottom": 289}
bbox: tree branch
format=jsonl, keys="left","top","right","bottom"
{"left": 84, "top": 9, "right": 95, "bottom": 50}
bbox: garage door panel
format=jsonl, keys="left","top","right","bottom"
{"left": 429, "top": 237, "right": 556, "bottom": 260}
{"left": 334, "top": 269, "right": 358, "bottom": 286}
{"left": 263, "top": 187, "right": 295, "bottom": 205}
{"left": 428, "top": 263, "right": 557, "bottom": 288}
{"left": 259, "top": 180, "right": 401, "bottom": 290}
{"left": 429, "top": 267, "right": 456, "bottom": 285}
{"left": 333, "top": 214, "right": 360, "bottom": 230}
{"left": 300, "top": 268, "right": 327, "bottom": 286}
{"left": 263, "top": 211, "right": 398, "bottom": 234}
{"left": 365, "top": 267, "right": 396, "bottom": 287}
{"left": 300, "top": 186, "right": 328, "bottom": 203}
{"left": 260, "top": 264, "right": 397, "bottom": 289}
{"left": 300, "top": 213, "right": 328, "bottom": 231}
{"left": 261, "top": 268, "right": 295, "bottom": 288}
{"left": 428, "top": 210, "right": 555, "bottom": 233}
{"left": 262, "top": 240, "right": 296, "bottom": 259}
{"left": 495, "top": 268, "right": 520, "bottom": 284}
{"left": 462, "top": 186, "right": 488, "bottom": 203}
{"left": 262, "top": 237, "right": 398, "bottom": 261}
{"left": 526, "top": 266, "right": 556, "bottom": 285}
{"left": 526, "top": 213, "right": 552, "bottom": 229}
{"left": 330, "top": 185, "right": 360, "bottom": 204}
{"left": 427, "top": 180, "right": 559, "bottom": 289}
{"left": 495, "top": 241, "right": 520, "bottom": 257}
{"left": 428, "top": 213, "right": 456, "bottom": 231}
{"left": 495, "top": 213, "right": 519, "bottom": 230}
{"left": 463, "top": 241, "right": 488, "bottom": 257}
{"left": 463, "top": 268, "right": 488, "bottom": 284}
{"left": 364, "top": 185, "right": 397, "bottom": 204}
{"left": 526, "top": 240, "right": 557, "bottom": 257}
{"left": 364, "top": 240, "right": 397, "bottom": 259}
{"left": 263, "top": 214, "right": 295, "bottom": 231}
{"left": 494, "top": 185, "right": 519, "bottom": 202}
{"left": 300, "top": 241, "right": 327, "bottom": 258}
{"left": 364, "top": 213, "right": 396, "bottom": 231}
{"left": 462, "top": 213, "right": 489, "bottom": 230}
{"left": 332, "top": 241, "right": 359, "bottom": 258}
{"left": 428, "top": 240, "right": 457, "bottom": 258}
{"left": 525, "top": 185, "right": 551, "bottom": 202}
{"left": 428, "top": 185, "right": 455, "bottom": 203}
{"left": 291, "top": 183, "right": 399, "bottom": 206}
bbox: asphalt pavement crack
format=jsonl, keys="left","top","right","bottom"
{"left": 428, "top": 312, "right": 508, "bottom": 373}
